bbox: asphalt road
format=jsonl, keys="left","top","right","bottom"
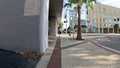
{"left": 0, "top": 49, "right": 39, "bottom": 68}
{"left": 90, "top": 36, "right": 120, "bottom": 52}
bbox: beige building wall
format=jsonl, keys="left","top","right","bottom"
{"left": 87, "top": 2, "right": 120, "bottom": 33}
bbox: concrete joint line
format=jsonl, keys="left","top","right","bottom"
{"left": 61, "top": 41, "right": 88, "bottom": 50}
{"left": 88, "top": 40, "right": 120, "bottom": 55}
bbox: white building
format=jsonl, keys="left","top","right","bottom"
{"left": 66, "top": 9, "right": 88, "bottom": 32}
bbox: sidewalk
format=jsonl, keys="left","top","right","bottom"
{"left": 36, "top": 34, "right": 120, "bottom": 68}
{"left": 61, "top": 34, "right": 120, "bottom": 68}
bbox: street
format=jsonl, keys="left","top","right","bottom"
{"left": 88, "top": 34, "right": 120, "bottom": 52}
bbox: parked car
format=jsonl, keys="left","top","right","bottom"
{"left": 58, "top": 29, "right": 62, "bottom": 34}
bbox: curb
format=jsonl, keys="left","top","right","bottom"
{"left": 88, "top": 40, "right": 120, "bottom": 55}
{"left": 35, "top": 38, "right": 57, "bottom": 68}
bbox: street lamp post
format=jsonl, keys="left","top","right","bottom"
{"left": 66, "top": 20, "right": 68, "bottom": 34}
{"left": 64, "top": 20, "right": 68, "bottom": 34}
{"left": 64, "top": 9, "right": 68, "bottom": 34}
{"left": 91, "top": 16, "right": 95, "bottom": 33}
{"left": 108, "top": 24, "right": 109, "bottom": 33}
{"left": 70, "top": 17, "right": 75, "bottom": 39}
{"left": 73, "top": 20, "right": 75, "bottom": 39}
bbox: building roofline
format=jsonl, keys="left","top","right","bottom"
{"left": 96, "top": 2, "right": 120, "bottom": 9}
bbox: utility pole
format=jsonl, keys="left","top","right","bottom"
{"left": 64, "top": 9, "right": 68, "bottom": 34}
{"left": 66, "top": 20, "right": 67, "bottom": 34}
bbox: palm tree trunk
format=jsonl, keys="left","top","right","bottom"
{"left": 76, "top": 5, "right": 82, "bottom": 40}
{"left": 117, "top": 29, "right": 119, "bottom": 33}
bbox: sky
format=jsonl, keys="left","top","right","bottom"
{"left": 98, "top": 0, "right": 120, "bottom": 8}
{"left": 62, "top": 0, "right": 120, "bottom": 29}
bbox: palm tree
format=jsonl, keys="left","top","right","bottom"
{"left": 114, "top": 24, "right": 119, "bottom": 33}
{"left": 64, "top": 0, "right": 96, "bottom": 40}
{"left": 58, "top": 22, "right": 63, "bottom": 30}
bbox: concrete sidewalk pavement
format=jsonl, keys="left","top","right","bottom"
{"left": 36, "top": 34, "right": 120, "bottom": 68}
{"left": 61, "top": 34, "right": 120, "bottom": 68}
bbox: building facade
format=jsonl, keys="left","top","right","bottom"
{"left": 0, "top": 0, "right": 63, "bottom": 53}
{"left": 87, "top": 2, "right": 120, "bottom": 33}
{"left": 67, "top": 9, "right": 88, "bottom": 32}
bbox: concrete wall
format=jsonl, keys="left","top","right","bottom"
{"left": 0, "top": 0, "right": 40, "bottom": 51}
{"left": 0, "top": 16, "right": 40, "bottom": 51}
{"left": 39, "top": 0, "right": 49, "bottom": 53}
{"left": 0, "top": 0, "right": 24, "bottom": 16}
{"left": 49, "top": 18, "right": 57, "bottom": 36}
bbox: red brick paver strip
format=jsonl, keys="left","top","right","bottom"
{"left": 47, "top": 38, "right": 61, "bottom": 68}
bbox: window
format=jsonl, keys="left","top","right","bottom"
{"left": 108, "top": 24, "right": 112, "bottom": 27}
{"left": 104, "top": 23, "right": 106, "bottom": 26}
{"left": 112, "top": 10, "right": 114, "bottom": 13}
{"left": 100, "top": 23, "right": 101, "bottom": 26}
{"left": 114, "top": 19, "right": 116, "bottom": 22}
{"left": 110, "top": 16, "right": 112, "bottom": 19}
{"left": 96, "top": 8, "right": 100, "bottom": 12}
{"left": 117, "top": 18, "right": 119, "bottom": 21}
{"left": 109, "top": 19, "right": 112, "bottom": 23}
{"left": 96, "top": 23, "right": 98, "bottom": 26}
{"left": 114, "top": 17, "right": 117, "bottom": 22}
{"left": 103, "top": 8, "right": 106, "bottom": 12}
{"left": 100, "top": 18, "right": 101, "bottom": 21}
{"left": 105, "top": 18, "right": 107, "bottom": 22}
{"left": 103, "top": 18, "right": 105, "bottom": 22}
{"left": 102, "top": 14, "right": 106, "bottom": 17}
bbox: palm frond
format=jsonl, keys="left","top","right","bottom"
{"left": 69, "top": 0, "right": 79, "bottom": 3}
{"left": 90, "top": 0, "right": 97, "bottom": 3}
{"left": 73, "top": 6, "right": 77, "bottom": 11}
{"left": 85, "top": 0, "right": 97, "bottom": 10}
{"left": 64, "top": 3, "right": 72, "bottom": 8}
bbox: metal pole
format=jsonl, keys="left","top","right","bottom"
{"left": 112, "top": 16, "right": 114, "bottom": 33}
{"left": 72, "top": 20, "right": 74, "bottom": 39}
{"left": 65, "top": 9, "right": 68, "bottom": 34}
{"left": 73, "top": 27, "right": 74, "bottom": 39}
{"left": 66, "top": 21, "right": 67, "bottom": 34}
{"left": 108, "top": 24, "right": 109, "bottom": 33}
